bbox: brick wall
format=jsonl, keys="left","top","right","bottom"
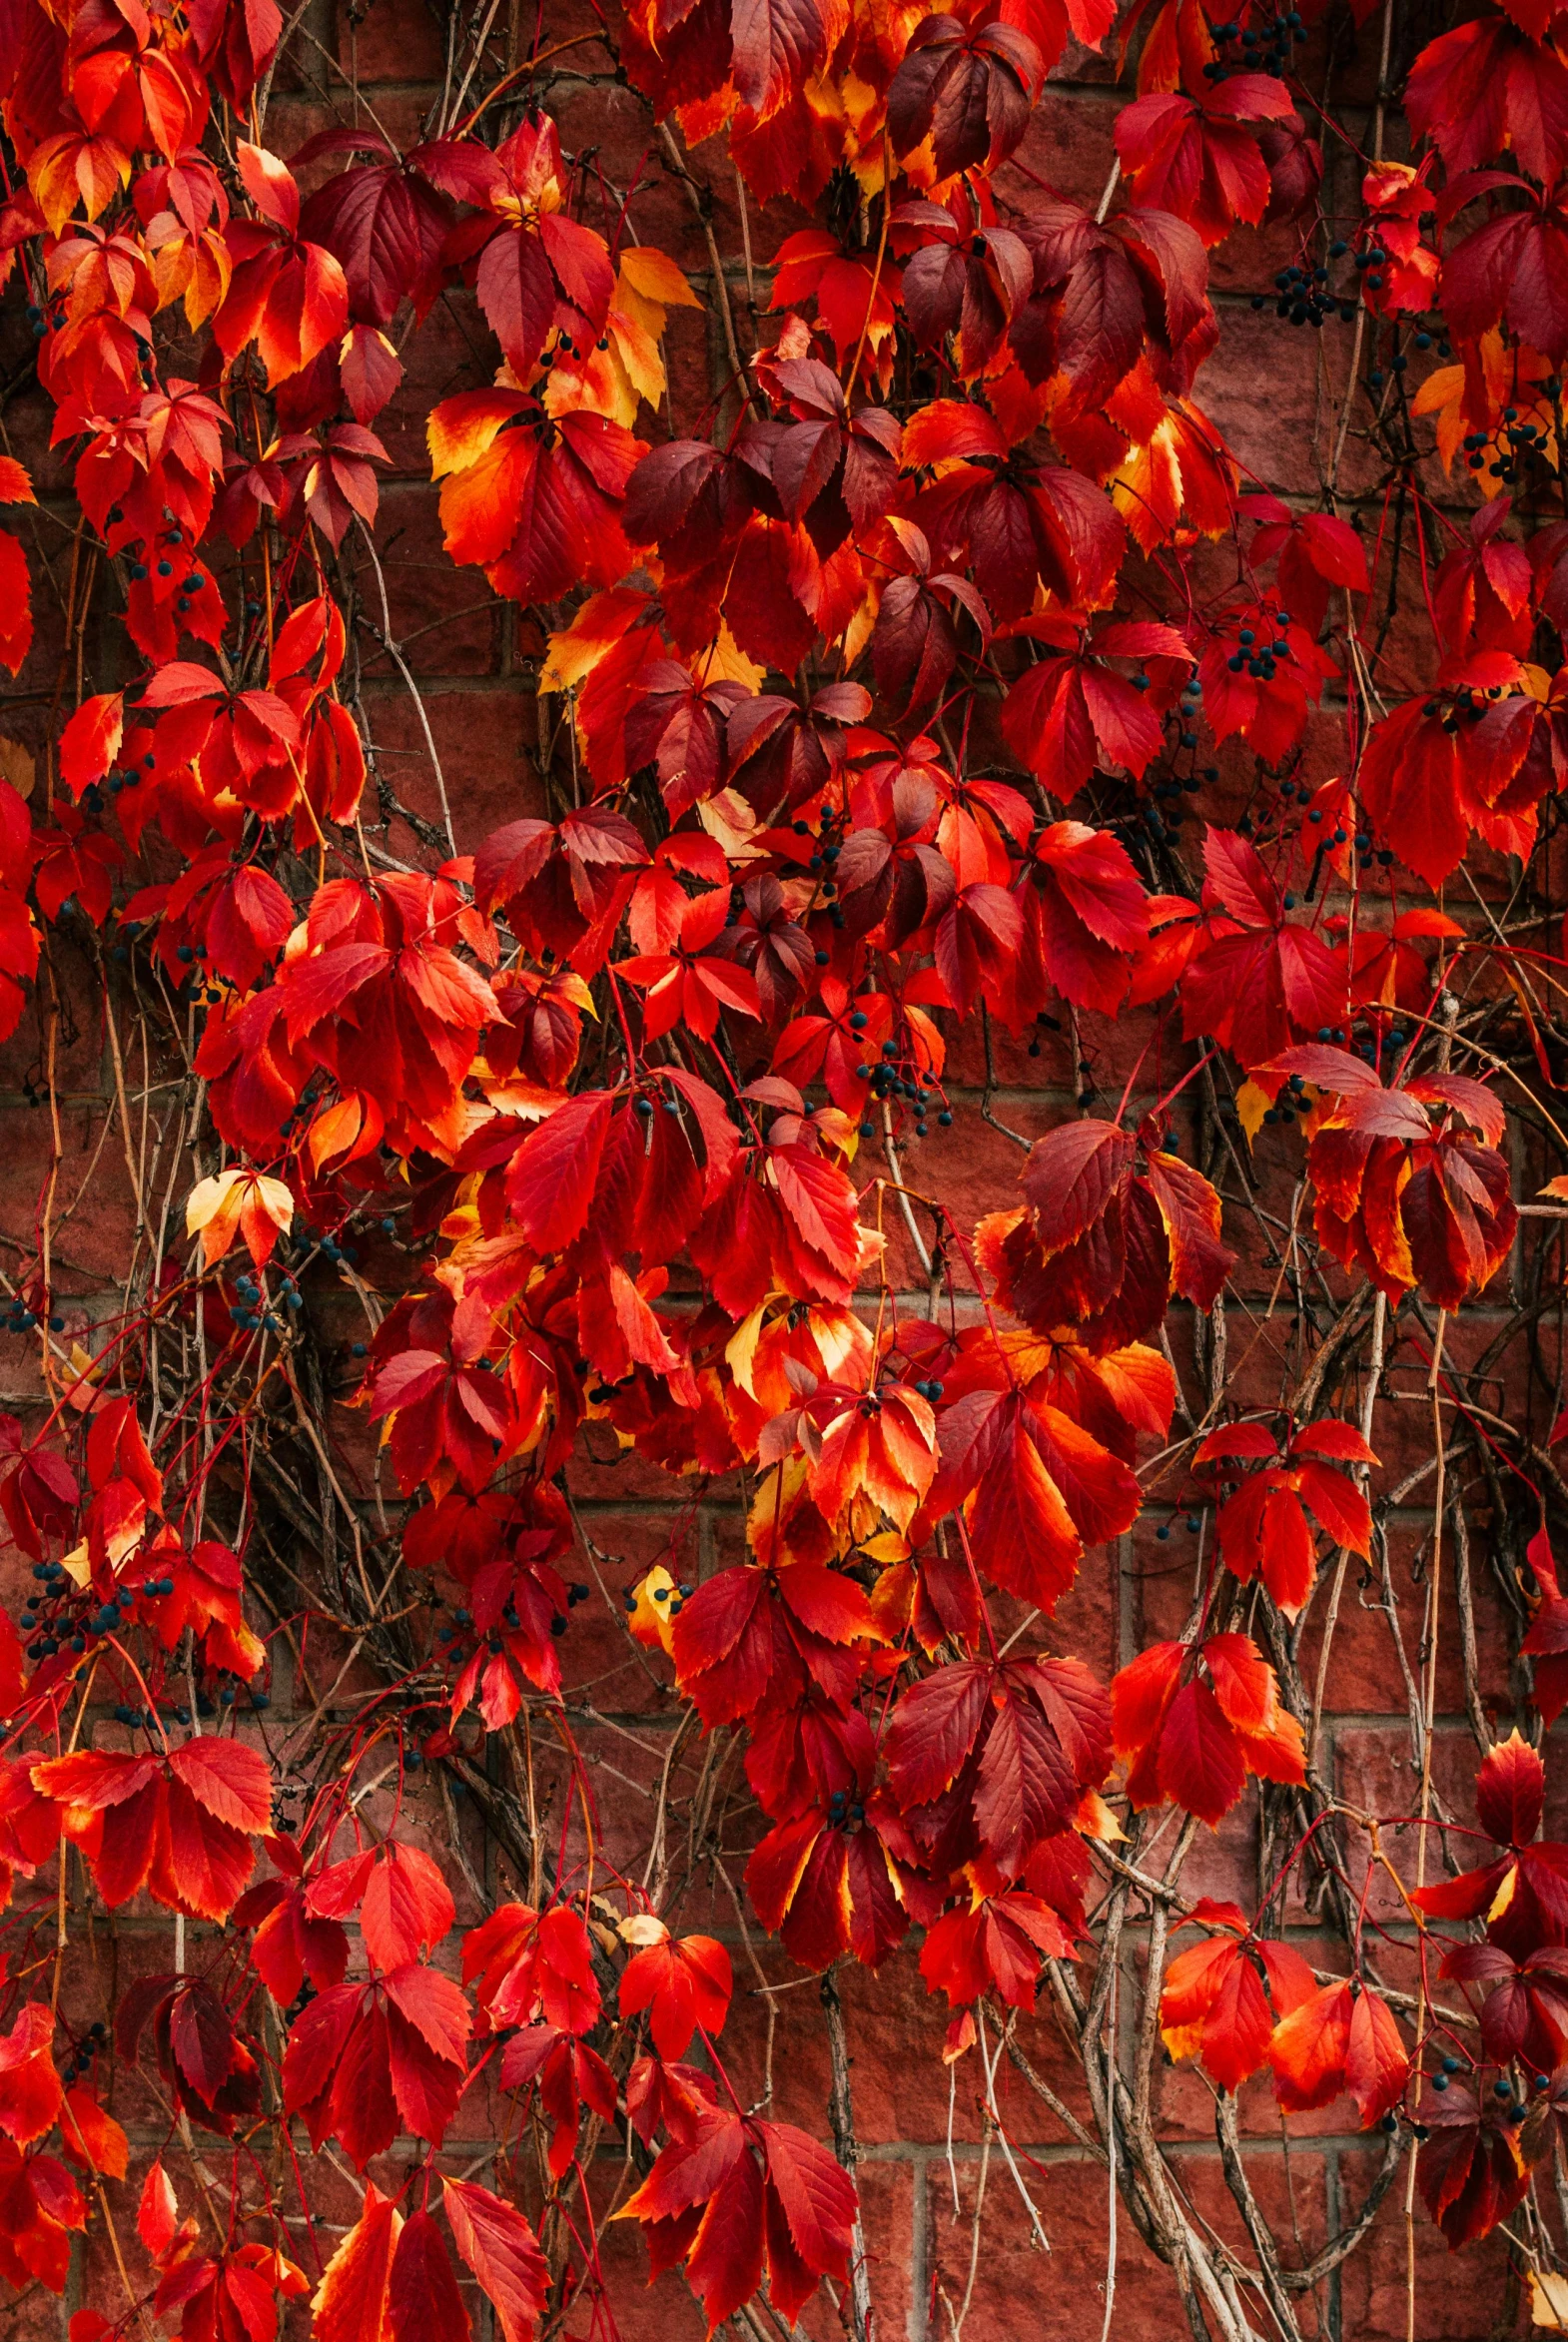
{"left": 0, "top": 0, "right": 1560, "bottom": 2335}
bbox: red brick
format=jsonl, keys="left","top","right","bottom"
{"left": 333, "top": 0, "right": 446, "bottom": 85}
{"left": 1004, "top": 84, "right": 1123, "bottom": 211}
{"left": 1338, "top": 2143, "right": 1527, "bottom": 2338}
{"left": 924, "top": 2142, "right": 1330, "bottom": 2338}
{"left": 357, "top": 483, "right": 506, "bottom": 681}
{"left": 360, "top": 679, "right": 544, "bottom": 857}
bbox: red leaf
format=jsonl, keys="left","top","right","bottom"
{"left": 1475, "top": 1729, "right": 1545, "bottom": 1849}
{"left": 58, "top": 2088, "right": 129, "bottom": 2181}
{"left": 442, "top": 2179, "right": 548, "bottom": 2342}
{"left": 365, "top": 1843, "right": 456, "bottom": 1970}
{"left": 1115, "top": 85, "right": 1287, "bottom": 246}
{"left": 618, "top": 1933, "right": 733, "bottom": 2059}
{"left": 390, "top": 2208, "right": 470, "bottom": 2342}
{"left": 139, "top": 2160, "right": 178, "bottom": 2260}
{"left": 1269, "top": 1980, "right": 1351, "bottom": 2112}
{"left": 59, "top": 695, "right": 124, "bottom": 800}
{"left": 1271, "top": 1981, "right": 1407, "bottom": 2126}
{"left": 1160, "top": 1905, "right": 1316, "bottom": 2092}
{"left": 760, "top": 2119, "right": 856, "bottom": 2293}
{"left": 1158, "top": 1680, "right": 1245, "bottom": 1826}
{"left": 1114, "top": 1634, "right": 1303, "bottom": 1824}
{"left": 0, "top": 2004, "right": 62, "bottom": 2146}
{"left": 1021, "top": 1119, "right": 1136, "bottom": 1251}
{"left": 732, "top": 0, "right": 839, "bottom": 122}
{"left": 474, "top": 228, "right": 556, "bottom": 375}
{"left": 463, "top": 1903, "right": 602, "bottom": 2034}
{"left": 505, "top": 1093, "right": 614, "bottom": 1255}
{"left": 312, "top": 2185, "right": 400, "bottom": 2342}
{"left": 1442, "top": 198, "right": 1568, "bottom": 368}
{"left": 0, "top": 531, "right": 32, "bottom": 677}
{"left": 889, "top": 17, "right": 1043, "bottom": 178}
{"left": 919, "top": 1888, "right": 1073, "bottom": 2012}
{"left": 1405, "top": 19, "right": 1568, "bottom": 183}
{"left": 166, "top": 1737, "right": 274, "bottom": 1834}
{"left": 1345, "top": 1987, "right": 1409, "bottom": 2125}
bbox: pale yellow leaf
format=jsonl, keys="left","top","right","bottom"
{"left": 1532, "top": 2273, "right": 1568, "bottom": 2330}
{"left": 697, "top": 786, "right": 767, "bottom": 862}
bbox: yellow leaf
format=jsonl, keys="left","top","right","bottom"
{"left": 29, "top": 129, "right": 131, "bottom": 234}
{"left": 1234, "top": 1079, "right": 1270, "bottom": 1146}
{"left": 841, "top": 582, "right": 881, "bottom": 671}
{"left": 840, "top": 68, "right": 888, "bottom": 192}
{"left": 542, "top": 333, "right": 647, "bottom": 429}
{"left": 103, "top": 1498, "right": 146, "bottom": 1567}
{"left": 539, "top": 586, "right": 652, "bottom": 694}
{"left": 1077, "top": 1789, "right": 1127, "bottom": 1843}
{"left": 942, "top": 2008, "right": 977, "bottom": 2063}
{"left": 64, "top": 1342, "right": 99, "bottom": 1414}
{"left": 814, "top": 1106, "right": 857, "bottom": 1154}
{"left": 617, "top": 247, "right": 704, "bottom": 310}
{"left": 1161, "top": 2012, "right": 1204, "bottom": 2064}
{"left": 608, "top": 305, "right": 667, "bottom": 410}
{"left": 1410, "top": 331, "right": 1560, "bottom": 484}
{"left": 480, "top": 1079, "right": 573, "bottom": 1120}
{"left": 626, "top": 1565, "right": 678, "bottom": 1654}
{"left": 426, "top": 390, "right": 529, "bottom": 479}
{"left": 696, "top": 626, "right": 766, "bottom": 692}
{"left": 725, "top": 1302, "right": 769, "bottom": 1398}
